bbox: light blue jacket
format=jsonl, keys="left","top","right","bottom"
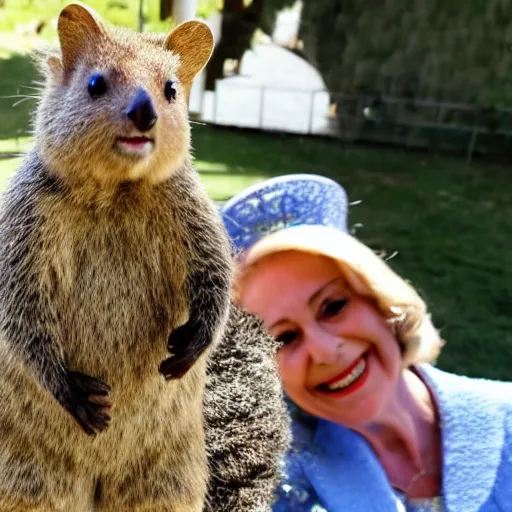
{"left": 273, "top": 365, "right": 512, "bottom": 511}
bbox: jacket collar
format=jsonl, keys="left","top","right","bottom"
{"left": 418, "top": 364, "right": 506, "bottom": 512}
{"left": 299, "top": 364, "right": 507, "bottom": 512}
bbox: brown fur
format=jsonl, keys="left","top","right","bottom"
{"left": 204, "top": 304, "right": 291, "bottom": 511}
{"left": 0, "top": 4, "right": 231, "bottom": 511}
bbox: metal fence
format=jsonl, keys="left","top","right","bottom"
{"left": 201, "top": 81, "right": 512, "bottom": 162}
{"left": 201, "top": 81, "right": 335, "bottom": 136}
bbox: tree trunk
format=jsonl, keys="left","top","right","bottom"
{"left": 160, "top": 0, "right": 173, "bottom": 20}
{"left": 205, "top": 0, "right": 264, "bottom": 91}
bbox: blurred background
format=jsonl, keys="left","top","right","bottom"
{"left": 0, "top": 0, "right": 511, "bottom": 381}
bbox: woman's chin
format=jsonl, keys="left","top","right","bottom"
{"left": 314, "top": 394, "right": 385, "bottom": 428}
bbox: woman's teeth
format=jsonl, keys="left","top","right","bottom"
{"left": 326, "top": 358, "right": 366, "bottom": 391}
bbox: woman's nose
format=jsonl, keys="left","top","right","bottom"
{"left": 304, "top": 326, "right": 341, "bottom": 365}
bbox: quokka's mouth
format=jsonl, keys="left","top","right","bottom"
{"left": 115, "top": 136, "right": 155, "bottom": 157}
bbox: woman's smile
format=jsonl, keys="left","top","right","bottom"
{"left": 314, "top": 349, "right": 371, "bottom": 397}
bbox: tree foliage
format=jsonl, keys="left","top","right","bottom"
{"left": 300, "top": 0, "right": 512, "bottom": 106}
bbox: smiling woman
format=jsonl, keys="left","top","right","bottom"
{"left": 221, "top": 174, "right": 512, "bottom": 512}
{"left": 240, "top": 253, "right": 407, "bottom": 431}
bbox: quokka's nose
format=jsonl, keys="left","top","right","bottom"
{"left": 125, "top": 89, "right": 157, "bottom": 132}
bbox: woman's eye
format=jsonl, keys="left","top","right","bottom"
{"left": 164, "top": 80, "right": 177, "bottom": 102}
{"left": 321, "top": 298, "right": 349, "bottom": 318}
{"left": 276, "top": 330, "right": 299, "bottom": 346}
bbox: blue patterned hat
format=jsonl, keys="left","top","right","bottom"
{"left": 221, "top": 174, "right": 349, "bottom": 254}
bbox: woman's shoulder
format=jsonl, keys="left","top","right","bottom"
{"left": 413, "top": 365, "right": 512, "bottom": 511}
{"left": 419, "top": 363, "right": 512, "bottom": 407}
{"left": 420, "top": 363, "right": 512, "bottom": 443}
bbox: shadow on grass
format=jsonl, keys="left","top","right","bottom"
{"left": 0, "top": 51, "right": 39, "bottom": 141}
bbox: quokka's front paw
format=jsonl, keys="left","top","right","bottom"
{"left": 159, "top": 322, "right": 211, "bottom": 380}
{"left": 62, "top": 371, "right": 112, "bottom": 436}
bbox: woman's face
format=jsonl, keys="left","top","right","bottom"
{"left": 239, "top": 250, "right": 402, "bottom": 428}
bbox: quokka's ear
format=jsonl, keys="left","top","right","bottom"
{"left": 57, "top": 3, "right": 105, "bottom": 71}
{"left": 165, "top": 21, "right": 214, "bottom": 84}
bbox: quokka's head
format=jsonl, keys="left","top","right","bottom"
{"left": 35, "top": 3, "right": 213, "bottom": 185}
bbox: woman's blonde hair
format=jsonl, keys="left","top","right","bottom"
{"left": 235, "top": 225, "right": 443, "bottom": 367}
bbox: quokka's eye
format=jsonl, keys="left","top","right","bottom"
{"left": 88, "top": 74, "right": 108, "bottom": 98}
{"left": 164, "top": 80, "right": 177, "bottom": 102}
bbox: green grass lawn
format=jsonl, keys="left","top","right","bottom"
{"left": 1, "top": 33, "right": 511, "bottom": 382}
{"left": 193, "top": 126, "right": 512, "bottom": 382}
